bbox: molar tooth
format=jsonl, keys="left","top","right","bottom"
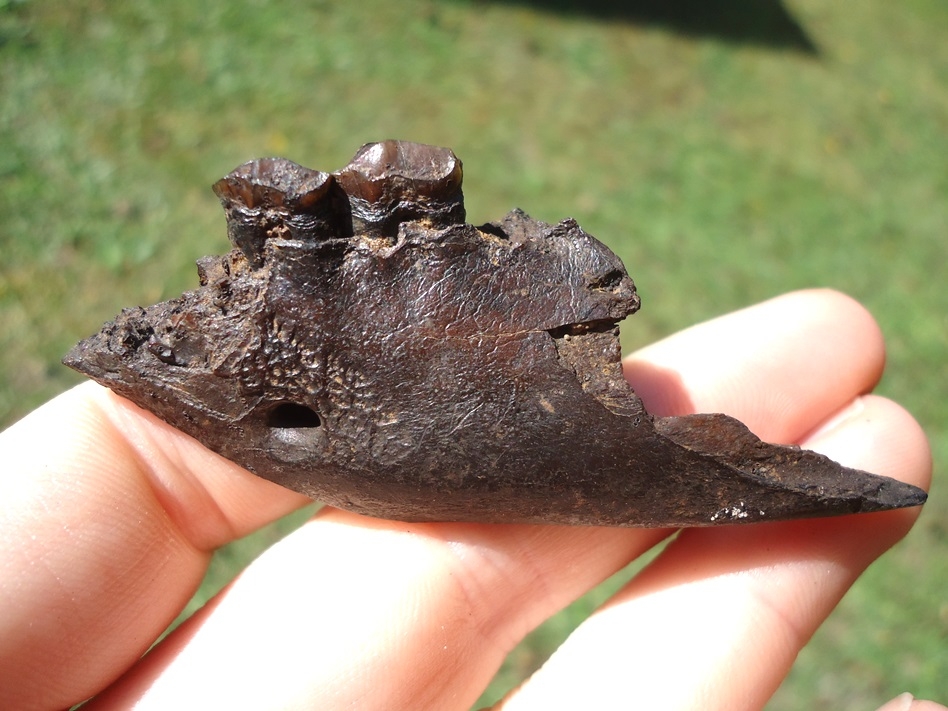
{"left": 334, "top": 140, "right": 465, "bottom": 238}
{"left": 213, "top": 157, "right": 348, "bottom": 266}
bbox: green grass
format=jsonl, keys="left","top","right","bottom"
{"left": 2, "top": 0, "right": 946, "bottom": 707}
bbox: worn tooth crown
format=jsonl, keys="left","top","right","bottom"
{"left": 334, "top": 140, "right": 465, "bottom": 237}
{"left": 212, "top": 157, "right": 345, "bottom": 266}
{"left": 213, "top": 157, "right": 334, "bottom": 210}
{"left": 213, "top": 142, "right": 466, "bottom": 262}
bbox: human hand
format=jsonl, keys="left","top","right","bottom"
{"left": 0, "top": 289, "right": 938, "bottom": 710}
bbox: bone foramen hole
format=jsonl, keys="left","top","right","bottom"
{"left": 267, "top": 402, "right": 322, "bottom": 429}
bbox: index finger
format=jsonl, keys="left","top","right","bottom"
{"left": 0, "top": 383, "right": 309, "bottom": 710}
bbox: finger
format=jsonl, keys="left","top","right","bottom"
{"left": 877, "top": 694, "right": 948, "bottom": 711}
{"left": 0, "top": 383, "right": 309, "bottom": 711}
{"left": 496, "top": 395, "right": 931, "bottom": 711}
{"left": 83, "top": 291, "right": 908, "bottom": 710}
{"left": 624, "top": 288, "right": 886, "bottom": 443}
{"left": 87, "top": 517, "right": 666, "bottom": 710}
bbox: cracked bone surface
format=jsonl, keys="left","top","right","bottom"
{"left": 64, "top": 140, "right": 927, "bottom": 526}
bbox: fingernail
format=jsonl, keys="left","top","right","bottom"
{"left": 875, "top": 692, "right": 915, "bottom": 711}
{"left": 806, "top": 397, "right": 867, "bottom": 443}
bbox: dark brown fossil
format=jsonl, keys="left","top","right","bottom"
{"left": 64, "top": 140, "right": 927, "bottom": 527}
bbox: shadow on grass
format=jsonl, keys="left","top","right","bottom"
{"left": 483, "top": 0, "right": 818, "bottom": 53}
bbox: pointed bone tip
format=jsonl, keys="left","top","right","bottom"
{"left": 798, "top": 472, "right": 928, "bottom": 520}
{"left": 856, "top": 477, "right": 928, "bottom": 513}
{"left": 62, "top": 345, "right": 82, "bottom": 371}
{"left": 62, "top": 338, "right": 108, "bottom": 380}
{"left": 654, "top": 413, "right": 927, "bottom": 521}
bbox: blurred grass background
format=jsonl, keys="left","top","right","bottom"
{"left": 1, "top": 0, "right": 945, "bottom": 707}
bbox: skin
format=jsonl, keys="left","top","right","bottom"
{"left": 0, "top": 289, "right": 940, "bottom": 711}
